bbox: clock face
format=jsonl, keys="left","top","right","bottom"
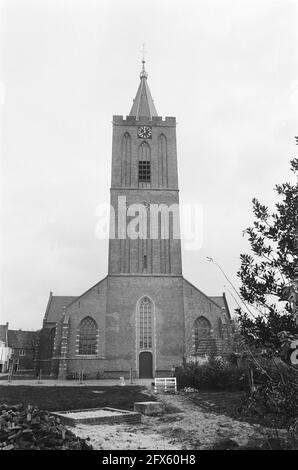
{"left": 137, "top": 126, "right": 152, "bottom": 139}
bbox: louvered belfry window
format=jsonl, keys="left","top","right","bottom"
{"left": 79, "top": 316, "right": 97, "bottom": 355}
{"left": 138, "top": 161, "right": 151, "bottom": 182}
{"left": 139, "top": 297, "right": 153, "bottom": 350}
{"left": 138, "top": 142, "right": 151, "bottom": 183}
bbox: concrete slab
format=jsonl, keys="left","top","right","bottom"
{"left": 52, "top": 407, "right": 141, "bottom": 426}
{"left": 134, "top": 401, "right": 164, "bottom": 416}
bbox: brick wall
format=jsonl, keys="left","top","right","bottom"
{"left": 58, "top": 274, "right": 185, "bottom": 379}
{"left": 105, "top": 275, "right": 185, "bottom": 377}
{"left": 65, "top": 278, "right": 107, "bottom": 377}
{"left": 183, "top": 279, "right": 230, "bottom": 357}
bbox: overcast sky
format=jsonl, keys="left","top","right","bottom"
{"left": 0, "top": 0, "right": 297, "bottom": 330}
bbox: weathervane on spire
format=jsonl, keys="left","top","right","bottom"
{"left": 139, "top": 43, "right": 148, "bottom": 79}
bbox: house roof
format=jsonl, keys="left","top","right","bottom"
{"left": 8, "top": 330, "right": 37, "bottom": 349}
{"left": 129, "top": 60, "right": 158, "bottom": 119}
{"left": 43, "top": 294, "right": 77, "bottom": 325}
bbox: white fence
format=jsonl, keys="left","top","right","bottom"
{"left": 154, "top": 377, "right": 177, "bottom": 393}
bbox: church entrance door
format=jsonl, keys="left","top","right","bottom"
{"left": 139, "top": 351, "right": 153, "bottom": 378}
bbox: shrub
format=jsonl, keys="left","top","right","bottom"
{"left": 175, "top": 357, "right": 249, "bottom": 391}
{"left": 241, "top": 366, "right": 298, "bottom": 428}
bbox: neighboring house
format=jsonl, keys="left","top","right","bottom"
{"left": 0, "top": 323, "right": 12, "bottom": 373}
{"left": 7, "top": 329, "right": 38, "bottom": 372}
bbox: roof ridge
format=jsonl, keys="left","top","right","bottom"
{"left": 65, "top": 276, "right": 107, "bottom": 309}
{"left": 183, "top": 278, "right": 225, "bottom": 310}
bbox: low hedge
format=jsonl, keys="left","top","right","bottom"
{"left": 175, "top": 357, "right": 249, "bottom": 391}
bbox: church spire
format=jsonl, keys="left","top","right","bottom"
{"left": 129, "top": 50, "right": 158, "bottom": 119}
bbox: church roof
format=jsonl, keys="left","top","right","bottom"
{"left": 183, "top": 279, "right": 231, "bottom": 320}
{"left": 210, "top": 294, "right": 231, "bottom": 319}
{"left": 43, "top": 294, "right": 77, "bottom": 326}
{"left": 209, "top": 296, "right": 225, "bottom": 309}
{"left": 129, "top": 60, "right": 158, "bottom": 119}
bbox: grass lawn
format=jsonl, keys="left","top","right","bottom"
{"left": 0, "top": 385, "right": 155, "bottom": 412}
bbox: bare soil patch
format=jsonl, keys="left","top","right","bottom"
{"left": 71, "top": 391, "right": 282, "bottom": 450}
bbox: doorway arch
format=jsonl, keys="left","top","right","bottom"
{"left": 139, "top": 351, "right": 153, "bottom": 378}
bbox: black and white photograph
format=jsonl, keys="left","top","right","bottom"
{"left": 0, "top": 0, "right": 297, "bottom": 458}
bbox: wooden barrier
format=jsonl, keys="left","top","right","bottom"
{"left": 154, "top": 377, "right": 177, "bottom": 393}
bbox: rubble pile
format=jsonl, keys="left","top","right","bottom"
{"left": 0, "top": 404, "right": 93, "bottom": 450}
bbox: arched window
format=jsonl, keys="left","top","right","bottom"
{"left": 79, "top": 317, "right": 98, "bottom": 355}
{"left": 193, "top": 316, "right": 211, "bottom": 351}
{"left": 138, "top": 297, "right": 153, "bottom": 350}
{"left": 138, "top": 142, "right": 151, "bottom": 183}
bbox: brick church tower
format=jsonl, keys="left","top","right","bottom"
{"left": 105, "top": 59, "right": 184, "bottom": 378}
{"left": 38, "top": 59, "right": 231, "bottom": 380}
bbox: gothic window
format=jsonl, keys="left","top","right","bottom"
{"left": 193, "top": 316, "right": 211, "bottom": 352}
{"left": 138, "top": 142, "right": 151, "bottom": 183}
{"left": 79, "top": 316, "right": 98, "bottom": 355}
{"left": 138, "top": 297, "right": 153, "bottom": 350}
